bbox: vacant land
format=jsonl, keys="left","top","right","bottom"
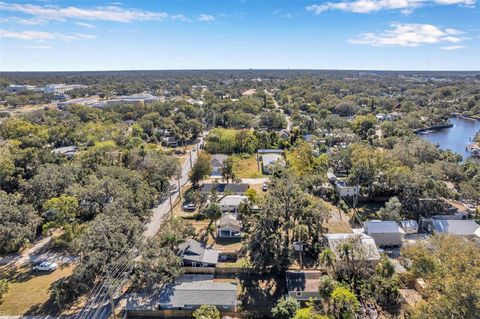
{"left": 0, "top": 264, "right": 74, "bottom": 316}
{"left": 232, "top": 155, "right": 263, "bottom": 179}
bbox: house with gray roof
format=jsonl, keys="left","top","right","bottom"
{"left": 364, "top": 220, "right": 405, "bottom": 247}
{"left": 178, "top": 239, "right": 219, "bottom": 267}
{"left": 200, "top": 183, "right": 249, "bottom": 195}
{"left": 324, "top": 231, "right": 380, "bottom": 263}
{"left": 126, "top": 275, "right": 238, "bottom": 315}
{"left": 286, "top": 271, "right": 322, "bottom": 302}
{"left": 219, "top": 195, "right": 248, "bottom": 212}
{"left": 158, "top": 275, "right": 238, "bottom": 311}
{"left": 210, "top": 154, "right": 228, "bottom": 177}
{"left": 217, "top": 213, "right": 242, "bottom": 238}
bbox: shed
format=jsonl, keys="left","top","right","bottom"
{"left": 364, "top": 220, "right": 405, "bottom": 247}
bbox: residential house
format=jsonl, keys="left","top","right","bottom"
{"left": 210, "top": 154, "right": 228, "bottom": 177}
{"left": 324, "top": 231, "right": 380, "bottom": 264}
{"left": 218, "top": 195, "right": 248, "bottom": 213}
{"left": 51, "top": 145, "right": 78, "bottom": 159}
{"left": 126, "top": 275, "right": 238, "bottom": 315}
{"left": 162, "top": 136, "right": 178, "bottom": 147}
{"left": 178, "top": 239, "right": 219, "bottom": 267}
{"left": 217, "top": 213, "right": 242, "bottom": 238}
{"left": 326, "top": 172, "right": 359, "bottom": 198}
{"left": 278, "top": 129, "right": 290, "bottom": 139}
{"left": 364, "top": 220, "right": 406, "bottom": 247}
{"left": 428, "top": 219, "right": 480, "bottom": 238}
{"left": 200, "top": 183, "right": 249, "bottom": 195}
{"left": 257, "top": 150, "right": 285, "bottom": 174}
{"left": 106, "top": 93, "right": 162, "bottom": 106}
{"left": 286, "top": 271, "right": 322, "bottom": 302}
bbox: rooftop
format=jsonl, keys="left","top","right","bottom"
{"left": 364, "top": 220, "right": 405, "bottom": 234}
{"left": 219, "top": 195, "right": 248, "bottom": 207}
{"left": 286, "top": 271, "right": 322, "bottom": 292}
{"left": 325, "top": 232, "right": 380, "bottom": 261}
{"left": 431, "top": 219, "right": 480, "bottom": 236}
{"left": 200, "top": 183, "right": 249, "bottom": 194}
{"left": 178, "top": 239, "right": 219, "bottom": 265}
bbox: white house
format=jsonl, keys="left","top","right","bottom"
{"left": 364, "top": 220, "right": 406, "bottom": 247}
{"left": 217, "top": 213, "right": 242, "bottom": 238}
{"left": 335, "top": 181, "right": 360, "bottom": 198}
{"left": 324, "top": 231, "right": 380, "bottom": 263}
{"left": 429, "top": 219, "right": 480, "bottom": 238}
{"left": 210, "top": 154, "right": 228, "bottom": 177}
{"left": 219, "top": 195, "right": 248, "bottom": 212}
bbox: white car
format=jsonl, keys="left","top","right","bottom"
{"left": 33, "top": 261, "right": 58, "bottom": 272}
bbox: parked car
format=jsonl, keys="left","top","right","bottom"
{"left": 262, "top": 182, "right": 268, "bottom": 192}
{"left": 33, "top": 261, "right": 58, "bottom": 272}
{"left": 182, "top": 203, "right": 196, "bottom": 211}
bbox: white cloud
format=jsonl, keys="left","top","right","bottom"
{"left": 0, "top": 29, "right": 97, "bottom": 41}
{"left": 349, "top": 23, "right": 466, "bottom": 47}
{"left": 0, "top": 1, "right": 178, "bottom": 23}
{"left": 198, "top": 14, "right": 215, "bottom": 22}
{"left": 19, "top": 44, "right": 51, "bottom": 49}
{"left": 441, "top": 45, "right": 465, "bottom": 50}
{"left": 307, "top": 0, "right": 476, "bottom": 15}
{"left": 75, "top": 22, "right": 95, "bottom": 29}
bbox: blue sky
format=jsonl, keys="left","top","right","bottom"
{"left": 0, "top": 0, "right": 479, "bottom": 71}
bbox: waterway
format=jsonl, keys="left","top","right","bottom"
{"left": 419, "top": 117, "right": 480, "bottom": 160}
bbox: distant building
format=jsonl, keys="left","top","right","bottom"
{"left": 105, "top": 93, "right": 162, "bottom": 106}
{"left": 51, "top": 145, "right": 78, "bottom": 159}
{"left": 364, "top": 220, "right": 406, "bottom": 247}
{"left": 44, "top": 84, "right": 86, "bottom": 94}
{"left": 6, "top": 84, "right": 35, "bottom": 93}
{"left": 286, "top": 271, "right": 322, "bottom": 302}
{"left": 217, "top": 213, "right": 242, "bottom": 238}
{"left": 178, "top": 239, "right": 219, "bottom": 267}
{"left": 218, "top": 195, "right": 248, "bottom": 213}
{"left": 326, "top": 172, "right": 359, "bottom": 198}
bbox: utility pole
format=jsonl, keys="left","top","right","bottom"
{"left": 177, "top": 176, "right": 181, "bottom": 201}
{"left": 169, "top": 191, "right": 173, "bottom": 214}
{"left": 189, "top": 151, "right": 193, "bottom": 168}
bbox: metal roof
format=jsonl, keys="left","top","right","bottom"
{"left": 365, "top": 221, "right": 405, "bottom": 234}
{"left": 325, "top": 233, "right": 380, "bottom": 261}
{"left": 219, "top": 195, "right": 248, "bottom": 207}
{"left": 178, "top": 239, "right": 219, "bottom": 265}
{"left": 431, "top": 219, "right": 480, "bottom": 236}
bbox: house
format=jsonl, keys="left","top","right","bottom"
{"left": 126, "top": 275, "right": 238, "bottom": 314}
{"left": 324, "top": 231, "right": 380, "bottom": 263}
{"left": 326, "top": 172, "right": 359, "bottom": 198}
{"left": 200, "top": 183, "right": 249, "bottom": 195}
{"left": 259, "top": 151, "right": 285, "bottom": 174}
{"left": 51, "top": 145, "right": 78, "bottom": 158}
{"left": 286, "top": 271, "right": 322, "bottom": 302}
{"left": 399, "top": 220, "right": 419, "bottom": 234}
{"left": 218, "top": 195, "right": 248, "bottom": 213}
{"left": 210, "top": 154, "right": 228, "bottom": 177}
{"left": 217, "top": 213, "right": 242, "bottom": 238}
{"left": 106, "top": 93, "right": 162, "bottom": 106}
{"left": 162, "top": 136, "right": 178, "bottom": 147}
{"left": 428, "top": 219, "right": 480, "bottom": 238}
{"left": 364, "top": 220, "right": 406, "bottom": 247}
{"left": 178, "top": 239, "right": 219, "bottom": 267}
{"left": 278, "top": 129, "right": 290, "bottom": 140}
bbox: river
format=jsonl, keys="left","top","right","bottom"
{"left": 419, "top": 117, "right": 480, "bottom": 160}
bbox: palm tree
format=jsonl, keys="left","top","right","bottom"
{"left": 319, "top": 248, "right": 336, "bottom": 274}
{"left": 293, "top": 224, "right": 309, "bottom": 269}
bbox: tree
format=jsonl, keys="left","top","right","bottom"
{"left": 294, "top": 306, "right": 329, "bottom": 319}
{"left": 318, "top": 275, "right": 337, "bottom": 314}
{"left": 204, "top": 203, "right": 222, "bottom": 230}
{"left": 351, "top": 114, "right": 377, "bottom": 140}
{"left": 272, "top": 296, "right": 300, "bottom": 319}
{"left": 43, "top": 195, "right": 79, "bottom": 229}
{"left": 221, "top": 156, "right": 236, "bottom": 184}
{"left": 189, "top": 153, "right": 212, "bottom": 188}
{"left": 402, "top": 235, "right": 480, "bottom": 319}
{"left": 331, "top": 286, "right": 360, "bottom": 319}
{"left": 0, "top": 191, "right": 41, "bottom": 254}
{"left": 319, "top": 249, "right": 336, "bottom": 274}
{"left": 192, "top": 305, "right": 220, "bottom": 319}
{"left": 378, "top": 197, "right": 402, "bottom": 221}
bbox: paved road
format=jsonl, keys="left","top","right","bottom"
{"left": 144, "top": 137, "right": 202, "bottom": 237}
{"left": 273, "top": 97, "right": 292, "bottom": 131}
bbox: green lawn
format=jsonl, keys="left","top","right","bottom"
{"left": 232, "top": 154, "right": 263, "bottom": 179}
{"left": 0, "top": 265, "right": 74, "bottom": 316}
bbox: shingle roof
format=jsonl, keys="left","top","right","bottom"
{"left": 178, "top": 239, "right": 219, "bottom": 265}
{"left": 210, "top": 154, "right": 228, "bottom": 168}
{"left": 218, "top": 213, "right": 242, "bottom": 231}
{"left": 219, "top": 195, "right": 248, "bottom": 207}
{"left": 365, "top": 221, "right": 405, "bottom": 234}
{"left": 201, "top": 183, "right": 249, "bottom": 194}
{"left": 159, "top": 275, "right": 237, "bottom": 307}
{"left": 431, "top": 219, "right": 480, "bottom": 236}
{"left": 286, "top": 271, "right": 322, "bottom": 292}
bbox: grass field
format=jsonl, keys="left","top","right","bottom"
{"left": 232, "top": 154, "right": 263, "bottom": 179}
{"left": 0, "top": 264, "right": 74, "bottom": 316}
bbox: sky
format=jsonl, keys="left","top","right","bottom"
{"left": 0, "top": 0, "right": 479, "bottom": 71}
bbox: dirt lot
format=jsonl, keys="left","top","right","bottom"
{"left": 232, "top": 154, "right": 264, "bottom": 179}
